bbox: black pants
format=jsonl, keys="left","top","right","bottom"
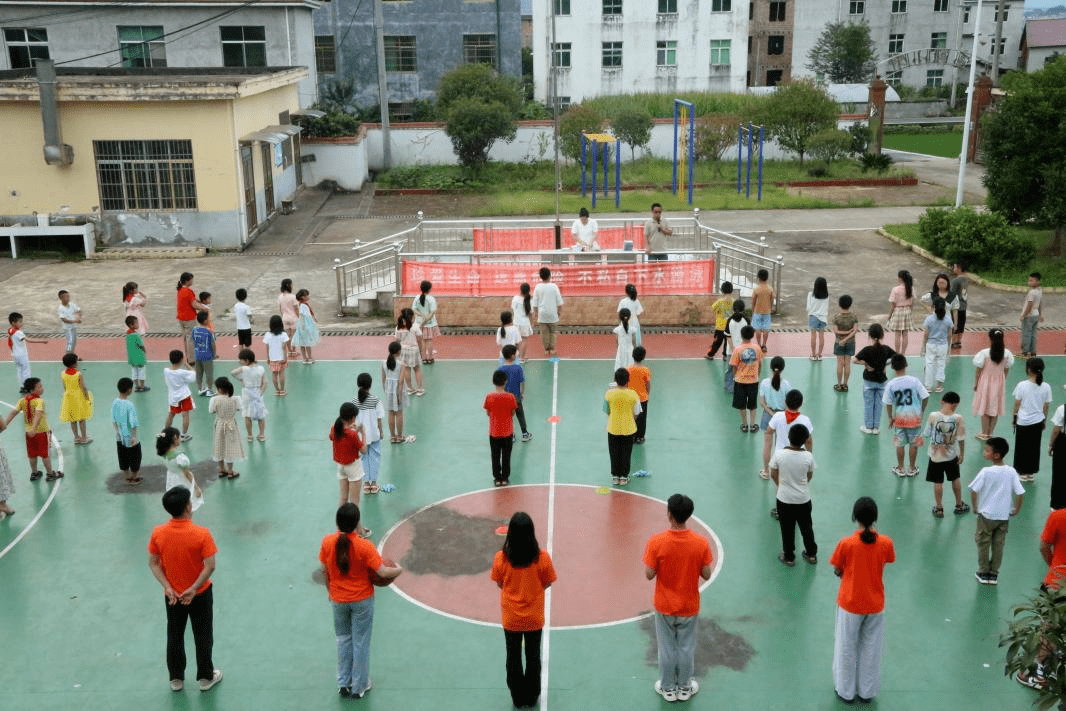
{"left": 504, "top": 628, "right": 542, "bottom": 708}
{"left": 954, "top": 310, "right": 967, "bottom": 336}
{"left": 165, "top": 585, "right": 214, "bottom": 682}
{"left": 708, "top": 329, "right": 727, "bottom": 357}
{"left": 608, "top": 433, "right": 634, "bottom": 479}
{"left": 635, "top": 401, "right": 648, "bottom": 440}
{"left": 514, "top": 401, "right": 528, "bottom": 434}
{"left": 776, "top": 499, "right": 817, "bottom": 562}
{"left": 117, "top": 441, "right": 142, "bottom": 472}
{"left": 490, "top": 435, "right": 513, "bottom": 482}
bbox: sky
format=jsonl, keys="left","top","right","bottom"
{"left": 1026, "top": 0, "right": 1066, "bottom": 9}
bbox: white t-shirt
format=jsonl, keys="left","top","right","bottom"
{"left": 532, "top": 282, "right": 564, "bottom": 324}
{"left": 57, "top": 302, "right": 80, "bottom": 327}
{"left": 9, "top": 328, "right": 27, "bottom": 359}
{"left": 726, "top": 316, "right": 748, "bottom": 346}
{"left": 1025, "top": 287, "right": 1042, "bottom": 318}
{"left": 767, "top": 411, "right": 814, "bottom": 451}
{"left": 570, "top": 218, "right": 599, "bottom": 248}
{"left": 617, "top": 296, "right": 644, "bottom": 331}
{"left": 163, "top": 367, "right": 196, "bottom": 405}
{"left": 924, "top": 411, "right": 965, "bottom": 462}
{"left": 1053, "top": 404, "right": 1065, "bottom": 429}
{"left": 510, "top": 294, "right": 533, "bottom": 329}
{"left": 496, "top": 324, "right": 522, "bottom": 350}
{"left": 769, "top": 447, "right": 815, "bottom": 504}
{"left": 353, "top": 393, "right": 385, "bottom": 443}
{"left": 1013, "top": 380, "right": 1053, "bottom": 426}
{"left": 806, "top": 293, "right": 829, "bottom": 321}
{"left": 968, "top": 464, "right": 1024, "bottom": 520}
{"left": 234, "top": 302, "right": 252, "bottom": 330}
{"left": 263, "top": 331, "right": 290, "bottom": 361}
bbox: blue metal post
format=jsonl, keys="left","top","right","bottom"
{"left": 615, "top": 138, "right": 621, "bottom": 208}
{"left": 687, "top": 108, "right": 695, "bottom": 205}
{"left": 737, "top": 124, "right": 743, "bottom": 194}
{"left": 602, "top": 142, "right": 608, "bottom": 197}
{"left": 757, "top": 126, "right": 764, "bottom": 202}
{"left": 672, "top": 103, "right": 679, "bottom": 194}
{"left": 591, "top": 139, "right": 598, "bottom": 209}
{"left": 746, "top": 122, "right": 753, "bottom": 199}
{"left": 581, "top": 135, "right": 587, "bottom": 197}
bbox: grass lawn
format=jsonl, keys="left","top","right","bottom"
{"left": 882, "top": 131, "right": 963, "bottom": 159}
{"left": 884, "top": 222, "right": 1066, "bottom": 286}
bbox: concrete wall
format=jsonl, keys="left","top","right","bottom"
{"left": 0, "top": 4, "right": 321, "bottom": 106}
{"left": 1026, "top": 45, "right": 1065, "bottom": 72}
{"left": 302, "top": 136, "right": 369, "bottom": 191}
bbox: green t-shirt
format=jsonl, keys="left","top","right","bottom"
{"left": 126, "top": 331, "right": 146, "bottom": 367}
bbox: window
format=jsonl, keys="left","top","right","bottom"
{"left": 602, "top": 41, "right": 622, "bottom": 67}
{"left": 384, "top": 35, "right": 416, "bottom": 71}
{"left": 656, "top": 40, "right": 677, "bottom": 66}
{"left": 551, "top": 42, "right": 571, "bottom": 68}
{"left": 710, "top": 39, "right": 731, "bottom": 66}
{"left": 603, "top": 0, "right": 622, "bottom": 14}
{"left": 118, "top": 26, "right": 166, "bottom": 68}
{"left": 926, "top": 69, "right": 944, "bottom": 86}
{"left": 220, "top": 26, "right": 266, "bottom": 67}
{"left": 888, "top": 34, "right": 904, "bottom": 54}
{"left": 891, "top": 0, "right": 907, "bottom": 13}
{"left": 963, "top": 8, "right": 969, "bottom": 23}
{"left": 551, "top": 95, "right": 571, "bottom": 110}
{"left": 658, "top": 0, "right": 677, "bottom": 11}
{"left": 712, "top": 0, "right": 732, "bottom": 11}
{"left": 933, "top": 0, "right": 948, "bottom": 11}
{"left": 930, "top": 32, "right": 947, "bottom": 49}
{"left": 767, "top": 35, "right": 784, "bottom": 55}
{"left": 992, "top": 37, "right": 1007, "bottom": 55}
{"left": 748, "top": 36, "right": 753, "bottom": 54}
{"left": 94, "top": 140, "right": 197, "bottom": 211}
{"left": 554, "top": 0, "right": 570, "bottom": 14}
{"left": 4, "top": 28, "right": 49, "bottom": 69}
{"left": 749, "top": 1, "right": 754, "bottom": 18}
{"left": 849, "top": 0, "right": 864, "bottom": 13}
{"left": 769, "top": 1, "right": 786, "bottom": 21}
{"left": 388, "top": 102, "right": 415, "bottom": 122}
{"left": 886, "top": 70, "right": 903, "bottom": 84}
{"left": 995, "top": 8, "right": 1008, "bottom": 22}
{"left": 463, "top": 34, "right": 497, "bottom": 68}
{"left": 766, "top": 69, "right": 783, "bottom": 86}
{"left": 315, "top": 35, "right": 336, "bottom": 73}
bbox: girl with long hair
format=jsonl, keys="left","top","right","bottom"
{"left": 354, "top": 373, "right": 385, "bottom": 495}
{"left": 209, "top": 377, "right": 244, "bottom": 479}
{"left": 157, "top": 427, "right": 202, "bottom": 510}
{"left": 382, "top": 341, "right": 409, "bottom": 443}
{"left": 395, "top": 308, "right": 424, "bottom": 396}
{"left": 262, "top": 315, "right": 290, "bottom": 396}
{"left": 412, "top": 280, "right": 439, "bottom": 364}
{"left": 277, "top": 279, "right": 299, "bottom": 358}
{"left": 292, "top": 288, "right": 320, "bottom": 364}
{"left": 613, "top": 308, "right": 637, "bottom": 370}
{"left": 807, "top": 277, "right": 829, "bottom": 360}
{"left": 618, "top": 283, "right": 645, "bottom": 347}
{"left": 972, "top": 329, "right": 1015, "bottom": 439}
{"left": 758, "top": 357, "right": 791, "bottom": 478}
{"left": 330, "top": 402, "right": 367, "bottom": 515}
{"left": 511, "top": 283, "right": 533, "bottom": 363}
{"left": 886, "top": 270, "right": 914, "bottom": 353}
{"left": 921, "top": 299, "right": 953, "bottom": 392}
{"left": 122, "top": 281, "right": 147, "bottom": 335}
{"left": 1012, "top": 357, "right": 1052, "bottom": 482}
{"left": 176, "top": 273, "right": 205, "bottom": 365}
{"left": 496, "top": 311, "right": 521, "bottom": 364}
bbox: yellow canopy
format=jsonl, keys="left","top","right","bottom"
{"left": 582, "top": 132, "right": 617, "bottom": 142}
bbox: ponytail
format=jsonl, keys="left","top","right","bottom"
{"left": 335, "top": 503, "right": 360, "bottom": 574}
{"left": 520, "top": 283, "right": 531, "bottom": 316}
{"left": 177, "top": 271, "right": 193, "bottom": 291}
{"left": 357, "top": 372, "right": 372, "bottom": 404}
{"left": 899, "top": 270, "right": 913, "bottom": 300}
{"left": 386, "top": 341, "right": 400, "bottom": 371}
{"left": 335, "top": 532, "right": 351, "bottom": 574}
{"left": 989, "top": 329, "right": 1005, "bottom": 364}
{"left": 419, "top": 280, "right": 431, "bottom": 307}
{"left": 156, "top": 427, "right": 180, "bottom": 457}
{"left": 499, "top": 311, "right": 513, "bottom": 340}
{"left": 853, "top": 496, "right": 879, "bottom": 545}
{"left": 1029, "top": 357, "right": 1045, "bottom": 386}
{"left": 769, "top": 356, "right": 785, "bottom": 390}
{"left": 334, "top": 402, "right": 356, "bottom": 441}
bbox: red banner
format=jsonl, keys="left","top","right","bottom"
{"left": 402, "top": 259, "right": 715, "bottom": 296}
{"left": 472, "top": 226, "right": 646, "bottom": 252}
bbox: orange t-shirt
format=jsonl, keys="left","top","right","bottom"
{"left": 627, "top": 365, "right": 651, "bottom": 403}
{"left": 147, "top": 518, "right": 218, "bottom": 595}
{"left": 319, "top": 532, "right": 382, "bottom": 603}
{"left": 484, "top": 391, "right": 517, "bottom": 438}
{"left": 752, "top": 283, "right": 773, "bottom": 315}
{"left": 642, "top": 528, "right": 713, "bottom": 617}
{"left": 491, "top": 550, "right": 557, "bottom": 631}
{"left": 729, "top": 342, "right": 763, "bottom": 384}
{"left": 830, "top": 531, "right": 896, "bottom": 614}
{"left": 1041, "top": 509, "right": 1066, "bottom": 589}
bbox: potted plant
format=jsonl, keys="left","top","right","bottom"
{"left": 1003, "top": 585, "right": 1066, "bottom": 710}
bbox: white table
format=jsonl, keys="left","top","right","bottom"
{"left": 0, "top": 224, "right": 95, "bottom": 259}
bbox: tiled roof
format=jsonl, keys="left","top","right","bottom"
{"left": 1026, "top": 18, "right": 1066, "bottom": 48}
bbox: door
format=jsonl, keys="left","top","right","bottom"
{"left": 240, "top": 144, "right": 256, "bottom": 233}
{"left": 261, "top": 142, "right": 275, "bottom": 215}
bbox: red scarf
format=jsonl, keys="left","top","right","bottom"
{"left": 785, "top": 410, "right": 801, "bottom": 424}
{"left": 65, "top": 368, "right": 78, "bottom": 375}
{"left": 22, "top": 392, "right": 38, "bottom": 425}
{"left": 6, "top": 326, "right": 15, "bottom": 350}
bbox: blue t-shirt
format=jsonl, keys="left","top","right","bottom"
{"left": 191, "top": 326, "right": 215, "bottom": 362}
{"left": 111, "top": 398, "right": 139, "bottom": 447}
{"left": 498, "top": 363, "right": 525, "bottom": 400}
{"left": 924, "top": 313, "right": 954, "bottom": 345}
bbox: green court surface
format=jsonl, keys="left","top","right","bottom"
{"left": 882, "top": 131, "right": 964, "bottom": 159}
{"left": 0, "top": 354, "right": 1060, "bottom": 710}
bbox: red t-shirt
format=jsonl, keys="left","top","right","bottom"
{"left": 176, "top": 287, "right": 197, "bottom": 321}
{"left": 1042, "top": 509, "right": 1066, "bottom": 589}
{"left": 319, "top": 532, "right": 382, "bottom": 603}
{"left": 484, "top": 391, "right": 517, "bottom": 438}
{"left": 490, "top": 550, "right": 557, "bottom": 631}
{"left": 147, "top": 518, "right": 218, "bottom": 595}
{"left": 642, "top": 528, "right": 713, "bottom": 617}
{"left": 330, "top": 425, "right": 363, "bottom": 465}
{"left": 830, "top": 531, "right": 896, "bottom": 614}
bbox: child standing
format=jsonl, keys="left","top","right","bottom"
{"left": 353, "top": 373, "right": 385, "bottom": 494}
{"left": 769, "top": 424, "right": 817, "bottom": 566}
{"left": 886, "top": 270, "right": 914, "bottom": 354}
{"left": 764, "top": 389, "right": 815, "bottom": 521}
{"left": 751, "top": 268, "right": 773, "bottom": 352}
{"left": 496, "top": 311, "right": 522, "bottom": 363}
{"left": 613, "top": 308, "right": 637, "bottom": 371}
{"left": 396, "top": 308, "right": 423, "bottom": 396}
{"left": 122, "top": 281, "right": 147, "bottom": 335}
{"left": 499, "top": 345, "right": 532, "bottom": 443}
{"left": 413, "top": 280, "right": 439, "bottom": 364}
{"left": 726, "top": 298, "right": 748, "bottom": 359}
{"left": 486, "top": 370, "right": 519, "bottom": 486}
{"left": 331, "top": 402, "right": 368, "bottom": 524}
{"left": 292, "top": 288, "right": 320, "bottom": 364}
{"left": 605, "top": 368, "right": 641, "bottom": 485}
{"left": 1020, "top": 271, "right": 1043, "bottom": 358}
{"left": 198, "top": 291, "right": 214, "bottom": 331}
{"left": 233, "top": 288, "right": 253, "bottom": 351}
{"left": 382, "top": 341, "right": 409, "bottom": 443}
{"left": 8, "top": 312, "right": 46, "bottom": 393}
{"left": 163, "top": 349, "right": 196, "bottom": 442}
{"left": 4, "top": 378, "right": 58, "bottom": 481}
{"left": 56, "top": 289, "right": 81, "bottom": 353}
{"left": 112, "top": 377, "right": 141, "bottom": 485}
{"left": 618, "top": 283, "right": 644, "bottom": 347}
{"left": 854, "top": 324, "right": 895, "bottom": 435}
{"left": 278, "top": 279, "right": 299, "bottom": 358}
{"left": 231, "top": 349, "right": 267, "bottom": 442}
{"left": 921, "top": 300, "right": 953, "bottom": 392}
{"left": 1012, "top": 357, "right": 1052, "bottom": 483}
{"left": 832, "top": 295, "right": 858, "bottom": 392}
{"left": 707, "top": 281, "right": 734, "bottom": 360}
{"left": 807, "top": 277, "right": 829, "bottom": 361}
{"left": 263, "top": 315, "right": 290, "bottom": 396}
{"left": 972, "top": 328, "right": 1014, "bottom": 440}
{"left": 730, "top": 325, "right": 763, "bottom": 432}
{"left": 969, "top": 437, "right": 1025, "bottom": 585}
{"left": 883, "top": 354, "right": 929, "bottom": 477}
{"left": 156, "top": 427, "right": 202, "bottom": 510}
{"left": 511, "top": 283, "right": 533, "bottom": 363}
{"left": 209, "top": 377, "right": 244, "bottom": 480}
{"left": 628, "top": 346, "right": 652, "bottom": 444}
{"left": 59, "top": 352, "right": 93, "bottom": 445}
{"left": 758, "top": 358, "right": 792, "bottom": 474}
{"left": 923, "top": 391, "right": 968, "bottom": 518}
{"left": 124, "top": 316, "right": 149, "bottom": 392}
{"left": 192, "top": 311, "right": 216, "bottom": 397}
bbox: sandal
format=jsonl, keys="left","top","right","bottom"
{"left": 954, "top": 503, "right": 971, "bottom": 515}
{"left": 247, "top": 434, "right": 254, "bottom": 441}
{"left": 750, "top": 424, "right": 759, "bottom": 433}
{"left": 932, "top": 506, "right": 944, "bottom": 519}
{"left": 842, "top": 384, "right": 848, "bottom": 392}
{"left": 127, "top": 477, "right": 143, "bottom": 485}
{"left": 741, "top": 425, "right": 749, "bottom": 432}
{"left": 229, "top": 471, "right": 240, "bottom": 479}
{"left": 833, "top": 384, "right": 843, "bottom": 391}
{"left": 369, "top": 483, "right": 379, "bottom": 494}
{"left": 363, "top": 483, "right": 373, "bottom": 494}
{"left": 258, "top": 434, "right": 266, "bottom": 442}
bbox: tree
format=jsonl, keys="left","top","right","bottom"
{"left": 982, "top": 56, "right": 1066, "bottom": 255}
{"left": 437, "top": 64, "right": 524, "bottom": 171}
{"left": 807, "top": 22, "right": 877, "bottom": 84}
{"left": 694, "top": 114, "right": 741, "bottom": 176}
{"left": 807, "top": 128, "right": 852, "bottom": 165}
{"left": 559, "top": 104, "right": 606, "bottom": 161}
{"left": 756, "top": 81, "right": 839, "bottom": 164}
{"left": 611, "top": 109, "right": 653, "bottom": 161}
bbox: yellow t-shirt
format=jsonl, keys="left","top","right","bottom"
{"left": 711, "top": 296, "right": 732, "bottom": 330}
{"left": 17, "top": 396, "right": 49, "bottom": 434}
{"left": 605, "top": 387, "right": 640, "bottom": 436}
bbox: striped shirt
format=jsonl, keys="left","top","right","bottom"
{"left": 352, "top": 392, "right": 385, "bottom": 443}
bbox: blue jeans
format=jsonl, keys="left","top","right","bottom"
{"left": 654, "top": 612, "right": 698, "bottom": 691}
{"left": 1021, "top": 316, "right": 1039, "bottom": 353}
{"left": 362, "top": 440, "right": 382, "bottom": 483}
{"left": 333, "top": 596, "right": 374, "bottom": 693}
{"left": 863, "top": 381, "right": 885, "bottom": 429}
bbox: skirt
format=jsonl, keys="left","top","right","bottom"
{"left": 399, "top": 345, "right": 421, "bottom": 369}
{"left": 241, "top": 387, "right": 268, "bottom": 421}
{"left": 886, "top": 306, "right": 912, "bottom": 332}
{"left": 1015, "top": 421, "right": 1045, "bottom": 475}
{"left": 420, "top": 325, "right": 441, "bottom": 339}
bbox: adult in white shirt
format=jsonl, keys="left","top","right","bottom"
{"left": 1012, "top": 357, "right": 1053, "bottom": 481}
{"left": 531, "top": 267, "right": 564, "bottom": 358}
{"left": 570, "top": 207, "right": 600, "bottom": 251}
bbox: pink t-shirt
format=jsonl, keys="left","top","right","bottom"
{"left": 889, "top": 284, "right": 913, "bottom": 309}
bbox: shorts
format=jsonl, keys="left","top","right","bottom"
{"left": 269, "top": 360, "right": 287, "bottom": 374}
{"left": 117, "top": 442, "right": 143, "bottom": 472}
{"left": 751, "top": 313, "right": 772, "bottom": 331}
{"left": 130, "top": 365, "right": 145, "bottom": 380}
{"left": 237, "top": 328, "right": 252, "bottom": 347}
{"left": 808, "top": 315, "right": 827, "bottom": 330}
{"left": 732, "top": 381, "right": 759, "bottom": 410}
{"left": 26, "top": 431, "right": 49, "bottom": 458}
{"left": 926, "top": 457, "right": 960, "bottom": 484}
{"left": 833, "top": 340, "right": 856, "bottom": 357}
{"left": 893, "top": 426, "right": 924, "bottom": 448}
{"left": 169, "top": 396, "right": 194, "bottom": 414}
{"left": 337, "top": 459, "right": 365, "bottom": 482}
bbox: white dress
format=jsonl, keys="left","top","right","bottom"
{"left": 164, "top": 450, "right": 203, "bottom": 511}
{"left": 617, "top": 296, "right": 644, "bottom": 346}
{"left": 510, "top": 294, "right": 534, "bottom": 337}
{"left": 234, "top": 364, "right": 268, "bottom": 420}
{"left": 613, "top": 323, "right": 637, "bottom": 370}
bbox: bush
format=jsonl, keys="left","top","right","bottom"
{"left": 695, "top": 114, "right": 741, "bottom": 164}
{"left": 445, "top": 98, "right": 518, "bottom": 171}
{"left": 847, "top": 122, "right": 871, "bottom": 155}
{"left": 860, "top": 153, "right": 893, "bottom": 173}
{"left": 918, "top": 206, "right": 1035, "bottom": 271}
{"left": 612, "top": 108, "right": 653, "bottom": 161}
{"left": 807, "top": 128, "right": 852, "bottom": 164}
{"left": 295, "top": 110, "right": 361, "bottom": 137}
{"left": 806, "top": 163, "right": 829, "bottom": 178}
{"left": 559, "top": 104, "right": 606, "bottom": 161}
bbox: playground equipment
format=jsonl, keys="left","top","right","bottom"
{"left": 581, "top": 132, "right": 621, "bottom": 209}
{"left": 737, "top": 122, "right": 764, "bottom": 201}
{"left": 672, "top": 99, "right": 695, "bottom": 205}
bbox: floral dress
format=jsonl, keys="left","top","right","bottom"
{"left": 124, "top": 292, "right": 147, "bottom": 334}
{"left": 209, "top": 395, "right": 245, "bottom": 463}
{"left": 292, "top": 302, "right": 320, "bottom": 347}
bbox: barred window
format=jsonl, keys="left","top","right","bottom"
{"left": 710, "top": 39, "right": 731, "bottom": 66}
{"left": 315, "top": 35, "right": 336, "bottom": 73}
{"left": 891, "top": 0, "right": 907, "bottom": 13}
{"left": 658, "top": 0, "right": 677, "bottom": 12}
{"left": 926, "top": 69, "right": 944, "bottom": 86}
{"left": 384, "top": 35, "right": 416, "bottom": 71}
{"left": 930, "top": 32, "right": 947, "bottom": 49}
{"left": 551, "top": 42, "right": 571, "bottom": 68}
{"left": 463, "top": 34, "right": 497, "bottom": 68}
{"left": 888, "top": 34, "right": 904, "bottom": 55}
{"left": 849, "top": 1, "right": 864, "bottom": 14}
{"left": 603, "top": 0, "right": 622, "bottom": 15}
{"left": 94, "top": 140, "right": 197, "bottom": 211}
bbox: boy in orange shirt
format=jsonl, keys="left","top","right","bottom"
{"left": 751, "top": 268, "right": 774, "bottom": 352}
{"left": 643, "top": 493, "right": 713, "bottom": 703}
{"left": 628, "top": 346, "right": 652, "bottom": 444}
{"left": 485, "top": 369, "right": 518, "bottom": 486}
{"left": 730, "top": 325, "right": 764, "bottom": 432}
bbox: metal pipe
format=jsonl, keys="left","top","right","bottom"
{"left": 956, "top": 0, "right": 983, "bottom": 208}
{"left": 374, "top": 0, "right": 392, "bottom": 170}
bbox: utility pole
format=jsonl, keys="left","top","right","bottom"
{"left": 956, "top": 0, "right": 983, "bottom": 208}
{"left": 550, "top": 0, "right": 561, "bottom": 246}
{"left": 991, "top": 0, "right": 1006, "bottom": 83}
{"left": 950, "top": 1, "right": 966, "bottom": 108}
{"left": 374, "top": 0, "right": 392, "bottom": 170}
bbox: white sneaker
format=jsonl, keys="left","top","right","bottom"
{"left": 871, "top": 428, "right": 879, "bottom": 434}
{"left": 198, "top": 669, "right": 223, "bottom": 692}
{"left": 859, "top": 426, "right": 873, "bottom": 434}
{"left": 170, "top": 679, "right": 183, "bottom": 692}
{"left": 654, "top": 680, "right": 677, "bottom": 702}
{"left": 677, "top": 679, "right": 699, "bottom": 701}
{"left": 180, "top": 433, "right": 193, "bottom": 442}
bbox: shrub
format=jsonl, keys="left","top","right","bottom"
{"left": 806, "top": 163, "right": 829, "bottom": 178}
{"left": 559, "top": 104, "right": 607, "bottom": 161}
{"left": 695, "top": 114, "right": 741, "bottom": 164}
{"left": 444, "top": 98, "right": 518, "bottom": 171}
{"left": 807, "top": 128, "right": 852, "bottom": 165}
{"left": 612, "top": 108, "right": 653, "bottom": 161}
{"left": 847, "top": 122, "right": 871, "bottom": 155}
{"left": 294, "top": 110, "right": 361, "bottom": 138}
{"left": 918, "top": 206, "right": 1035, "bottom": 271}
{"left": 860, "top": 153, "right": 893, "bottom": 173}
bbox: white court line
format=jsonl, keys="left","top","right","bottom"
{"left": 540, "top": 358, "right": 560, "bottom": 711}
{"left": 732, "top": 227, "right": 884, "bottom": 233}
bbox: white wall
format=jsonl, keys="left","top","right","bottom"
{"left": 302, "top": 140, "right": 369, "bottom": 191}
{"left": 1026, "top": 45, "right": 1065, "bottom": 72}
